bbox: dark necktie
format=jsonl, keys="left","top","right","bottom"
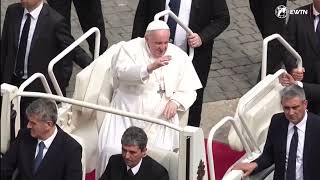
{"left": 15, "top": 13, "right": 31, "bottom": 77}
{"left": 286, "top": 126, "right": 298, "bottom": 180}
{"left": 167, "top": 0, "right": 181, "bottom": 42}
{"left": 316, "top": 15, "right": 320, "bottom": 48}
{"left": 33, "top": 141, "right": 45, "bottom": 173}
{"left": 127, "top": 168, "right": 134, "bottom": 176}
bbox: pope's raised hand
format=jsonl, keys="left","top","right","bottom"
{"left": 147, "top": 55, "right": 171, "bottom": 73}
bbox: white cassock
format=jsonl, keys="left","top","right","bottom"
{"left": 96, "top": 37, "right": 202, "bottom": 177}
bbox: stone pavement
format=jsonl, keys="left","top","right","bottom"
{"left": 0, "top": 0, "right": 312, "bottom": 137}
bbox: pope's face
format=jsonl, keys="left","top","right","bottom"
{"left": 145, "top": 29, "right": 170, "bottom": 58}
{"left": 281, "top": 96, "right": 307, "bottom": 124}
{"left": 122, "top": 144, "right": 146, "bottom": 168}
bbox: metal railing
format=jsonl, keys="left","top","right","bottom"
{"left": 237, "top": 69, "right": 286, "bottom": 153}
{"left": 207, "top": 116, "right": 251, "bottom": 180}
{"left": 14, "top": 73, "right": 53, "bottom": 135}
{"left": 15, "top": 91, "right": 183, "bottom": 132}
{"left": 261, "top": 34, "right": 303, "bottom": 79}
{"left": 48, "top": 27, "right": 101, "bottom": 97}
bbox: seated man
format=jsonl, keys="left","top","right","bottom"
{"left": 282, "top": 0, "right": 320, "bottom": 114}
{"left": 233, "top": 85, "right": 320, "bottom": 180}
{"left": 97, "top": 20, "right": 202, "bottom": 175}
{"left": 1, "top": 98, "right": 82, "bottom": 180}
{"left": 99, "top": 126, "right": 169, "bottom": 180}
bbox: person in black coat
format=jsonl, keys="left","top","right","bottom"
{"left": 47, "top": 0, "right": 108, "bottom": 55}
{"left": 1, "top": 98, "right": 82, "bottom": 180}
{"left": 132, "top": 0, "right": 230, "bottom": 127}
{"left": 99, "top": 126, "right": 169, "bottom": 180}
{"left": 1, "top": 0, "right": 91, "bottom": 94}
{"left": 282, "top": 1, "right": 320, "bottom": 115}
{"left": 1, "top": 0, "right": 92, "bottom": 127}
{"left": 233, "top": 85, "right": 320, "bottom": 180}
{"left": 250, "top": 0, "right": 288, "bottom": 79}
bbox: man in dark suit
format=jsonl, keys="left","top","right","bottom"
{"left": 1, "top": 0, "right": 92, "bottom": 94}
{"left": 99, "top": 126, "right": 169, "bottom": 180}
{"left": 46, "top": 0, "right": 108, "bottom": 55}
{"left": 1, "top": 98, "right": 82, "bottom": 180}
{"left": 234, "top": 85, "right": 320, "bottom": 180}
{"left": 282, "top": 0, "right": 320, "bottom": 115}
{"left": 132, "top": 0, "right": 230, "bottom": 127}
{"left": 1, "top": 0, "right": 92, "bottom": 127}
{"left": 250, "top": 0, "right": 287, "bottom": 78}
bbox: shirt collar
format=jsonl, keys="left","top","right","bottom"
{"left": 288, "top": 111, "right": 308, "bottom": 133}
{"left": 38, "top": 126, "right": 58, "bottom": 149}
{"left": 313, "top": 4, "right": 320, "bottom": 16}
{"left": 126, "top": 157, "right": 143, "bottom": 175}
{"left": 23, "top": 1, "right": 43, "bottom": 20}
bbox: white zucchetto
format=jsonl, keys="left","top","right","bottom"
{"left": 146, "top": 20, "right": 170, "bottom": 31}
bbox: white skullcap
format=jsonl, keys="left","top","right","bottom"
{"left": 146, "top": 20, "right": 169, "bottom": 31}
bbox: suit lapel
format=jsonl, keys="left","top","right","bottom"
{"left": 13, "top": 5, "right": 25, "bottom": 50}
{"left": 160, "top": 0, "right": 166, "bottom": 10}
{"left": 135, "top": 156, "right": 148, "bottom": 178}
{"left": 303, "top": 113, "right": 313, "bottom": 178}
{"left": 34, "top": 127, "right": 62, "bottom": 175}
{"left": 29, "top": 4, "right": 48, "bottom": 53}
{"left": 120, "top": 156, "right": 128, "bottom": 179}
{"left": 21, "top": 134, "right": 38, "bottom": 178}
{"left": 279, "top": 118, "right": 289, "bottom": 173}
{"left": 305, "top": 5, "right": 320, "bottom": 55}
{"left": 189, "top": 0, "right": 199, "bottom": 29}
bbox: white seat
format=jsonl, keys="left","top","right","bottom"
{"left": 228, "top": 71, "right": 284, "bottom": 151}
{"left": 65, "top": 39, "right": 191, "bottom": 174}
{"left": 147, "top": 148, "right": 179, "bottom": 180}
{"left": 62, "top": 42, "right": 124, "bottom": 172}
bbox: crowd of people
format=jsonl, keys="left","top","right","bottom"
{"left": 1, "top": 0, "right": 319, "bottom": 179}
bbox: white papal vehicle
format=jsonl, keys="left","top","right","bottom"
{"left": 1, "top": 10, "right": 303, "bottom": 180}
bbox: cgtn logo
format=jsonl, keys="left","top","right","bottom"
{"left": 275, "top": 5, "right": 308, "bottom": 18}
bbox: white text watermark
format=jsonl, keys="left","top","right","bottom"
{"left": 275, "top": 5, "right": 308, "bottom": 19}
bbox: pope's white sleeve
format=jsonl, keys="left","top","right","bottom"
{"left": 170, "top": 90, "right": 197, "bottom": 111}
{"left": 112, "top": 47, "right": 149, "bottom": 84}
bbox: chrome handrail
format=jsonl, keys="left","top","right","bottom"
{"left": 154, "top": 10, "right": 194, "bottom": 61}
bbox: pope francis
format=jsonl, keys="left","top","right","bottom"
{"left": 97, "top": 20, "right": 202, "bottom": 177}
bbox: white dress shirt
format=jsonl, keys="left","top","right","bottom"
{"left": 126, "top": 157, "right": 143, "bottom": 175}
{"left": 285, "top": 111, "right": 307, "bottom": 180}
{"left": 18, "top": 2, "right": 43, "bottom": 79}
{"left": 34, "top": 126, "right": 58, "bottom": 159}
{"left": 165, "top": 0, "right": 192, "bottom": 51}
{"left": 313, "top": 5, "right": 319, "bottom": 32}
